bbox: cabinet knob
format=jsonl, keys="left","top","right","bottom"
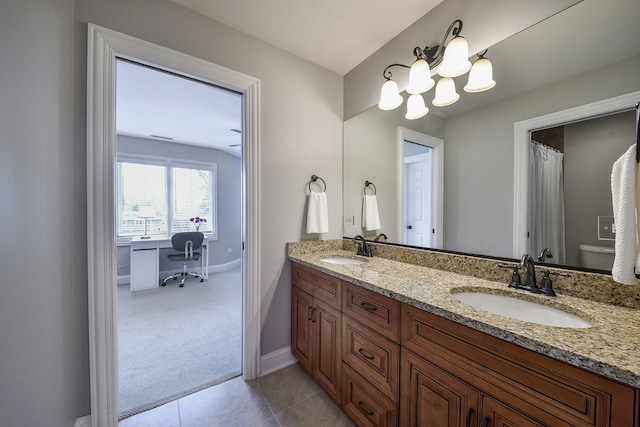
{"left": 407, "top": 225, "right": 413, "bottom": 229}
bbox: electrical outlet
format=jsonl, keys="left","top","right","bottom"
{"left": 227, "top": 248, "right": 232, "bottom": 253}
{"left": 598, "top": 216, "right": 615, "bottom": 241}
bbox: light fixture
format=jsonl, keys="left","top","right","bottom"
{"left": 378, "top": 19, "right": 495, "bottom": 119}
{"left": 137, "top": 205, "right": 155, "bottom": 239}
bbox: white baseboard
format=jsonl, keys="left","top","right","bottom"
{"left": 74, "top": 415, "right": 91, "bottom": 427}
{"left": 117, "top": 258, "right": 241, "bottom": 286}
{"left": 260, "top": 346, "right": 297, "bottom": 376}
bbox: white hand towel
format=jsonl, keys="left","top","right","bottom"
{"left": 611, "top": 143, "right": 640, "bottom": 285}
{"left": 362, "top": 194, "right": 381, "bottom": 231}
{"left": 306, "top": 191, "right": 329, "bottom": 234}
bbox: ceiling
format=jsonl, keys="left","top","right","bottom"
{"left": 116, "top": 60, "right": 243, "bottom": 156}
{"left": 170, "top": 0, "right": 445, "bottom": 75}
{"left": 117, "top": 0, "right": 445, "bottom": 155}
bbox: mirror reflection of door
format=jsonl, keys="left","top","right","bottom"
{"left": 403, "top": 145, "right": 432, "bottom": 247}
{"left": 398, "top": 127, "right": 443, "bottom": 249}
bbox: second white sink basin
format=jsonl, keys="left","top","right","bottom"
{"left": 320, "top": 256, "right": 367, "bottom": 265}
{"left": 453, "top": 292, "right": 592, "bottom": 328}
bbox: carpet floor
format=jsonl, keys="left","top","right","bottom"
{"left": 117, "top": 265, "right": 242, "bottom": 419}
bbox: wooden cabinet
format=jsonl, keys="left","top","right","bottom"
{"left": 401, "top": 304, "right": 638, "bottom": 427}
{"left": 291, "top": 263, "right": 639, "bottom": 427}
{"left": 291, "top": 263, "right": 342, "bottom": 403}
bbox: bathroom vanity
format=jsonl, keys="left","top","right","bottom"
{"left": 289, "top": 239, "right": 640, "bottom": 426}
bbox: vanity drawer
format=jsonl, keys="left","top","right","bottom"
{"left": 342, "top": 316, "right": 400, "bottom": 403}
{"left": 292, "top": 262, "right": 341, "bottom": 307}
{"left": 401, "top": 304, "right": 637, "bottom": 427}
{"left": 342, "top": 363, "right": 398, "bottom": 427}
{"left": 342, "top": 282, "right": 400, "bottom": 342}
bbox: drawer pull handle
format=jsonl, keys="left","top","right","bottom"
{"left": 482, "top": 418, "right": 489, "bottom": 427}
{"left": 357, "top": 401, "right": 374, "bottom": 417}
{"left": 358, "top": 348, "right": 375, "bottom": 360}
{"left": 465, "top": 408, "right": 474, "bottom": 427}
{"left": 359, "top": 302, "right": 377, "bottom": 312}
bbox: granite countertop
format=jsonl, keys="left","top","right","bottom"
{"left": 288, "top": 246, "right": 640, "bottom": 389}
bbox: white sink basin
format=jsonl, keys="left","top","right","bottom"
{"left": 320, "top": 256, "right": 367, "bottom": 265}
{"left": 453, "top": 292, "right": 592, "bottom": 328}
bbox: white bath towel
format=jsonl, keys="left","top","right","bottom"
{"left": 362, "top": 194, "right": 381, "bottom": 231}
{"left": 306, "top": 191, "right": 328, "bottom": 234}
{"left": 611, "top": 143, "right": 640, "bottom": 285}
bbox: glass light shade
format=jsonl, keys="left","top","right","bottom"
{"left": 406, "top": 59, "right": 435, "bottom": 94}
{"left": 464, "top": 57, "right": 496, "bottom": 93}
{"left": 378, "top": 79, "right": 403, "bottom": 110}
{"left": 432, "top": 77, "right": 460, "bottom": 107}
{"left": 437, "top": 36, "right": 471, "bottom": 78}
{"left": 405, "top": 94, "right": 429, "bottom": 120}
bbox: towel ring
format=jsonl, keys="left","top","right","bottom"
{"left": 364, "top": 180, "right": 376, "bottom": 195}
{"left": 309, "top": 174, "right": 326, "bottom": 192}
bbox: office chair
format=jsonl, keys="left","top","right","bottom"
{"left": 162, "top": 231, "right": 206, "bottom": 288}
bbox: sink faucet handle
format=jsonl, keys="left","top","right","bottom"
{"left": 539, "top": 270, "right": 556, "bottom": 296}
{"left": 498, "top": 263, "right": 523, "bottom": 289}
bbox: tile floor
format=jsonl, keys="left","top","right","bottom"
{"left": 118, "top": 363, "right": 355, "bottom": 427}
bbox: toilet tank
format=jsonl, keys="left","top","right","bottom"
{"left": 578, "top": 244, "right": 615, "bottom": 270}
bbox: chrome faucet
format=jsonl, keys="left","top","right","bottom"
{"left": 519, "top": 254, "right": 539, "bottom": 291}
{"left": 353, "top": 235, "right": 372, "bottom": 257}
{"left": 374, "top": 233, "right": 388, "bottom": 242}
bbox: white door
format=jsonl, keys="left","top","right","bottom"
{"left": 404, "top": 152, "right": 432, "bottom": 247}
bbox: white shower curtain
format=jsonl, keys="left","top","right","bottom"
{"left": 527, "top": 141, "right": 566, "bottom": 264}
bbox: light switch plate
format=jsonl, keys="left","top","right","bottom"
{"left": 598, "top": 216, "right": 615, "bottom": 241}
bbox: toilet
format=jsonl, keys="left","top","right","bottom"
{"left": 578, "top": 244, "right": 615, "bottom": 270}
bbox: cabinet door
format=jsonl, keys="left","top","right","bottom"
{"left": 291, "top": 286, "right": 313, "bottom": 373}
{"left": 313, "top": 297, "right": 341, "bottom": 404}
{"left": 401, "top": 349, "right": 480, "bottom": 427}
{"left": 481, "top": 396, "right": 545, "bottom": 427}
{"left": 130, "top": 247, "right": 158, "bottom": 290}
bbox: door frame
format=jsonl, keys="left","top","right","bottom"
{"left": 397, "top": 127, "right": 444, "bottom": 249}
{"left": 512, "top": 90, "right": 640, "bottom": 258}
{"left": 87, "top": 24, "right": 261, "bottom": 426}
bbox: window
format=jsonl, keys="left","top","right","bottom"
{"left": 116, "top": 155, "right": 217, "bottom": 240}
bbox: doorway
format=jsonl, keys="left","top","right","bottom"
{"left": 87, "top": 24, "right": 261, "bottom": 426}
{"left": 115, "top": 59, "right": 243, "bottom": 418}
{"left": 398, "top": 127, "right": 444, "bottom": 249}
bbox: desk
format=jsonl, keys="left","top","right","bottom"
{"left": 130, "top": 235, "right": 209, "bottom": 291}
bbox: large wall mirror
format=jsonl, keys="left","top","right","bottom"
{"left": 343, "top": 0, "right": 640, "bottom": 272}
